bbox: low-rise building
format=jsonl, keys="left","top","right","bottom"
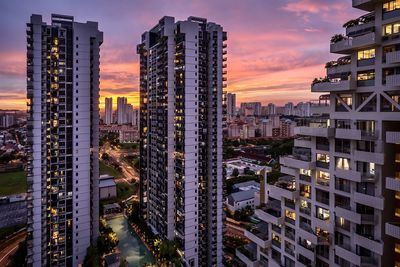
{"left": 226, "top": 189, "right": 258, "bottom": 212}
{"left": 99, "top": 175, "right": 117, "bottom": 200}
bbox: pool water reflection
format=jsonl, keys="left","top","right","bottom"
{"left": 107, "top": 216, "right": 155, "bottom": 267}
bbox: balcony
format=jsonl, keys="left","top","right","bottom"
{"left": 386, "top": 177, "right": 400, "bottom": 191}
{"left": 294, "top": 126, "right": 335, "bottom": 138}
{"left": 352, "top": 0, "right": 377, "bottom": 11}
{"left": 326, "top": 63, "right": 351, "bottom": 76}
{"left": 386, "top": 222, "right": 400, "bottom": 239}
{"left": 385, "top": 51, "right": 400, "bottom": 64}
{"left": 330, "top": 32, "right": 377, "bottom": 54}
{"left": 268, "top": 176, "right": 298, "bottom": 200}
{"left": 280, "top": 155, "right": 315, "bottom": 170}
{"left": 335, "top": 245, "right": 361, "bottom": 266}
{"left": 334, "top": 168, "right": 361, "bottom": 183}
{"left": 335, "top": 206, "right": 367, "bottom": 224}
{"left": 297, "top": 242, "right": 315, "bottom": 261}
{"left": 353, "top": 191, "right": 384, "bottom": 210}
{"left": 244, "top": 222, "right": 270, "bottom": 248}
{"left": 255, "top": 202, "right": 284, "bottom": 225}
{"left": 335, "top": 128, "right": 361, "bottom": 140}
{"left": 236, "top": 243, "right": 258, "bottom": 267}
{"left": 385, "top": 74, "right": 400, "bottom": 87}
{"left": 298, "top": 223, "right": 317, "bottom": 244}
{"left": 346, "top": 20, "right": 375, "bottom": 37}
{"left": 280, "top": 166, "right": 297, "bottom": 177}
{"left": 354, "top": 150, "right": 384, "bottom": 165}
{"left": 311, "top": 79, "right": 355, "bottom": 92}
{"left": 354, "top": 233, "right": 383, "bottom": 255}
{"left": 386, "top": 131, "right": 400, "bottom": 144}
{"left": 294, "top": 138, "right": 312, "bottom": 148}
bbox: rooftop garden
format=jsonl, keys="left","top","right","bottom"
{"left": 343, "top": 12, "right": 374, "bottom": 28}
{"left": 325, "top": 56, "right": 351, "bottom": 68}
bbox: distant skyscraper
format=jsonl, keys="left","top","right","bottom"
{"left": 132, "top": 108, "right": 139, "bottom": 127}
{"left": 284, "top": 101, "right": 294, "bottom": 115}
{"left": 126, "top": 104, "right": 133, "bottom": 125}
{"left": 267, "top": 103, "right": 276, "bottom": 115}
{"left": 26, "top": 14, "right": 102, "bottom": 266}
{"left": 240, "top": 102, "right": 262, "bottom": 116}
{"left": 226, "top": 93, "right": 236, "bottom": 120}
{"left": 105, "top": 97, "right": 113, "bottom": 125}
{"left": 137, "top": 16, "right": 226, "bottom": 266}
{"left": 117, "top": 97, "right": 127, "bottom": 124}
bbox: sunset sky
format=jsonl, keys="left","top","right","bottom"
{"left": 0, "top": 0, "right": 362, "bottom": 110}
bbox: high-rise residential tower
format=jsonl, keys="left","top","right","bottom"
{"left": 227, "top": 93, "right": 236, "bottom": 121}
{"left": 26, "top": 14, "right": 102, "bottom": 266}
{"left": 246, "top": 1, "right": 400, "bottom": 267}
{"left": 105, "top": 97, "right": 113, "bottom": 124}
{"left": 137, "top": 16, "right": 226, "bottom": 266}
{"left": 267, "top": 103, "right": 276, "bottom": 116}
{"left": 117, "top": 97, "right": 127, "bottom": 125}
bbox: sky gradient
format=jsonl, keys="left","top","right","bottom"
{"left": 0, "top": 0, "right": 363, "bottom": 110}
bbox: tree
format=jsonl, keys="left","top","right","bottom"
{"left": 158, "top": 240, "right": 182, "bottom": 266}
{"left": 83, "top": 245, "right": 100, "bottom": 267}
{"left": 231, "top": 168, "right": 239, "bottom": 177}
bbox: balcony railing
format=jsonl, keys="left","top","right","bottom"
{"left": 385, "top": 50, "right": 400, "bottom": 64}
{"left": 311, "top": 79, "right": 355, "bottom": 92}
{"left": 386, "top": 177, "right": 400, "bottom": 191}
{"left": 330, "top": 32, "right": 376, "bottom": 54}
{"left": 386, "top": 222, "right": 400, "bottom": 239}
{"left": 386, "top": 74, "right": 400, "bottom": 87}
{"left": 386, "top": 131, "right": 400, "bottom": 144}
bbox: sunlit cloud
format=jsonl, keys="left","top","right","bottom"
{"left": 0, "top": 0, "right": 362, "bottom": 110}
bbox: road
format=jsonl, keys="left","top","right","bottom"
{"left": 0, "top": 231, "right": 26, "bottom": 266}
{"left": 100, "top": 143, "right": 139, "bottom": 184}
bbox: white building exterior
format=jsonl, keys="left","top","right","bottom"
{"left": 137, "top": 16, "right": 226, "bottom": 267}
{"left": 26, "top": 14, "right": 102, "bottom": 266}
{"left": 247, "top": 1, "right": 400, "bottom": 266}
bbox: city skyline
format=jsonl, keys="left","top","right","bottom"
{"left": 0, "top": 0, "right": 363, "bottom": 110}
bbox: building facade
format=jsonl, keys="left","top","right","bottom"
{"left": 227, "top": 92, "right": 236, "bottom": 121}
{"left": 137, "top": 16, "right": 226, "bottom": 266}
{"left": 26, "top": 14, "right": 102, "bottom": 266}
{"left": 117, "top": 97, "right": 127, "bottom": 125}
{"left": 246, "top": 1, "right": 400, "bottom": 266}
{"left": 105, "top": 97, "right": 113, "bottom": 125}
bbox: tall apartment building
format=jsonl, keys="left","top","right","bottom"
{"left": 26, "top": 14, "right": 102, "bottom": 266}
{"left": 227, "top": 92, "right": 236, "bottom": 120}
{"left": 244, "top": 1, "right": 400, "bottom": 267}
{"left": 240, "top": 102, "right": 262, "bottom": 116}
{"left": 137, "top": 16, "right": 226, "bottom": 266}
{"left": 105, "top": 97, "right": 113, "bottom": 124}
{"left": 268, "top": 103, "right": 277, "bottom": 116}
{"left": 284, "top": 102, "right": 294, "bottom": 116}
{"left": 117, "top": 96, "right": 127, "bottom": 124}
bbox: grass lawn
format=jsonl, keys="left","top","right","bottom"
{"left": 117, "top": 181, "right": 137, "bottom": 200}
{"left": 0, "top": 171, "right": 26, "bottom": 196}
{"left": 99, "top": 160, "right": 122, "bottom": 178}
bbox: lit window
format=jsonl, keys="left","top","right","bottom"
{"left": 358, "top": 49, "right": 375, "bottom": 60}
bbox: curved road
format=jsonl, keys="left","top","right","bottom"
{"left": 0, "top": 231, "right": 26, "bottom": 266}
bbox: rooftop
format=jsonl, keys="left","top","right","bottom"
{"left": 228, "top": 189, "right": 258, "bottom": 203}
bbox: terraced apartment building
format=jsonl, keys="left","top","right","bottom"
{"left": 26, "top": 14, "right": 102, "bottom": 266}
{"left": 137, "top": 16, "right": 226, "bottom": 267}
{"left": 239, "top": 1, "right": 400, "bottom": 266}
